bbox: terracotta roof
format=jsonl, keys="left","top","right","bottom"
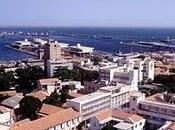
{"left": 26, "top": 91, "right": 49, "bottom": 101}
{"left": 10, "top": 108, "right": 80, "bottom": 130}
{"left": 95, "top": 109, "right": 143, "bottom": 123}
{"left": 11, "top": 119, "right": 31, "bottom": 128}
{"left": 167, "top": 122, "right": 175, "bottom": 130}
{"left": 39, "top": 78, "right": 60, "bottom": 86}
{"left": 39, "top": 104, "right": 64, "bottom": 115}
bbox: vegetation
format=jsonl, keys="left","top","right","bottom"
{"left": 154, "top": 74, "right": 175, "bottom": 93}
{"left": 0, "top": 71, "right": 15, "bottom": 91}
{"left": 54, "top": 68, "right": 81, "bottom": 81}
{"left": 43, "top": 88, "right": 73, "bottom": 107}
{"left": 54, "top": 68, "right": 99, "bottom": 82}
{"left": 19, "top": 96, "right": 42, "bottom": 120}
{"left": 15, "top": 66, "right": 45, "bottom": 92}
{"left": 80, "top": 69, "right": 99, "bottom": 82}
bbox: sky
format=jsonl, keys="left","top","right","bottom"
{"left": 0, "top": 0, "right": 175, "bottom": 27}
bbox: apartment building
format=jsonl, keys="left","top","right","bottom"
{"left": 98, "top": 83, "right": 134, "bottom": 109}
{"left": 47, "top": 59, "right": 73, "bottom": 77}
{"left": 66, "top": 91, "right": 111, "bottom": 121}
{"left": 118, "top": 57, "right": 155, "bottom": 82}
{"left": 128, "top": 91, "right": 175, "bottom": 129}
{"left": 99, "top": 65, "right": 138, "bottom": 89}
{"left": 90, "top": 109, "right": 145, "bottom": 130}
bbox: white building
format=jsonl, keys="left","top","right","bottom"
{"left": 118, "top": 57, "right": 155, "bottom": 83}
{"left": 38, "top": 78, "right": 61, "bottom": 94}
{"left": 100, "top": 65, "right": 138, "bottom": 89}
{"left": 90, "top": 109, "right": 145, "bottom": 130}
{"left": 98, "top": 83, "right": 136, "bottom": 109}
{"left": 128, "top": 92, "right": 175, "bottom": 129}
{"left": 61, "top": 81, "right": 84, "bottom": 92}
{"left": 66, "top": 91, "right": 111, "bottom": 121}
{"left": 69, "top": 43, "right": 94, "bottom": 57}
{"left": 13, "top": 39, "right": 31, "bottom": 48}
{"left": 0, "top": 95, "right": 24, "bottom": 124}
{"left": 47, "top": 59, "right": 73, "bottom": 77}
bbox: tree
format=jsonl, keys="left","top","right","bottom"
{"left": 0, "top": 71, "right": 15, "bottom": 91}
{"left": 80, "top": 69, "right": 99, "bottom": 82}
{"left": 19, "top": 96, "right": 42, "bottom": 120}
{"left": 15, "top": 66, "right": 45, "bottom": 91}
{"left": 43, "top": 90, "right": 62, "bottom": 107}
{"left": 154, "top": 74, "right": 175, "bottom": 93}
{"left": 54, "top": 68, "right": 81, "bottom": 81}
{"left": 43, "top": 88, "right": 73, "bottom": 107}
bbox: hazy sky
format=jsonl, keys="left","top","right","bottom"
{"left": 0, "top": 0, "right": 175, "bottom": 27}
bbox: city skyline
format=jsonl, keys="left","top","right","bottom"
{"left": 1, "top": 0, "right": 175, "bottom": 28}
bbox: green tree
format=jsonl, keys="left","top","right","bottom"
{"left": 0, "top": 71, "right": 15, "bottom": 91}
{"left": 15, "top": 66, "right": 44, "bottom": 91}
{"left": 19, "top": 96, "right": 42, "bottom": 120}
{"left": 43, "top": 88, "right": 73, "bottom": 107}
{"left": 43, "top": 90, "right": 62, "bottom": 107}
{"left": 154, "top": 74, "right": 175, "bottom": 93}
{"left": 54, "top": 68, "right": 81, "bottom": 81}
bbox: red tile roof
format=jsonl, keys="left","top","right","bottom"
{"left": 10, "top": 108, "right": 80, "bottom": 130}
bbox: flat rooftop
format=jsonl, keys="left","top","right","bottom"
{"left": 99, "top": 84, "right": 126, "bottom": 92}
{"left": 68, "top": 91, "right": 110, "bottom": 104}
{"left": 113, "top": 122, "right": 133, "bottom": 130}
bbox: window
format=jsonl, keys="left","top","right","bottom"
{"left": 140, "top": 122, "right": 142, "bottom": 126}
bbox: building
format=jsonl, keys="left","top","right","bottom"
{"left": 0, "top": 95, "right": 24, "bottom": 124}
{"left": 99, "top": 83, "right": 134, "bottom": 109}
{"left": 128, "top": 92, "right": 175, "bottom": 129}
{"left": 38, "top": 78, "right": 61, "bottom": 94}
{"left": 100, "top": 65, "right": 138, "bottom": 89}
{"left": 158, "top": 121, "right": 175, "bottom": 130}
{"left": 66, "top": 91, "right": 111, "bottom": 121}
{"left": 10, "top": 108, "right": 81, "bottom": 130}
{"left": 12, "top": 39, "right": 31, "bottom": 48}
{"left": 118, "top": 57, "right": 155, "bottom": 83}
{"left": 69, "top": 43, "right": 94, "bottom": 57}
{"left": 47, "top": 59, "right": 73, "bottom": 77}
{"left": 44, "top": 42, "right": 61, "bottom": 61}
{"left": 90, "top": 109, "right": 145, "bottom": 130}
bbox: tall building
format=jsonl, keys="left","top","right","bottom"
{"left": 44, "top": 42, "right": 62, "bottom": 76}
{"left": 44, "top": 42, "right": 61, "bottom": 61}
